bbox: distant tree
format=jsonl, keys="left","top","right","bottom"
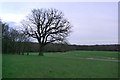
{"left": 2, "top": 21, "right": 30, "bottom": 54}
{"left": 15, "top": 31, "right": 30, "bottom": 55}
{"left": 22, "top": 8, "right": 72, "bottom": 56}
{"left": 2, "top": 23, "right": 11, "bottom": 54}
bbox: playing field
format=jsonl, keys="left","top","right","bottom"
{"left": 2, "top": 51, "right": 119, "bottom": 78}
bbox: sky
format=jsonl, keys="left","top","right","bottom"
{"left": 0, "top": 2, "right": 118, "bottom": 45}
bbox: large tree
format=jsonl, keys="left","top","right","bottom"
{"left": 22, "top": 8, "right": 72, "bottom": 56}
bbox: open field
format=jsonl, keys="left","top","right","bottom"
{"left": 3, "top": 51, "right": 119, "bottom": 78}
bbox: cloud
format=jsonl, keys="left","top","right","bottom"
{"left": 0, "top": 13, "right": 25, "bottom": 23}
{"left": 69, "top": 40, "right": 118, "bottom": 45}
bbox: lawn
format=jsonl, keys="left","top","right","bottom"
{"left": 2, "top": 51, "right": 119, "bottom": 78}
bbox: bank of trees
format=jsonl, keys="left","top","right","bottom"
{"left": 2, "top": 22, "right": 119, "bottom": 54}
{"left": 29, "top": 43, "right": 119, "bottom": 52}
{"left": 2, "top": 21, "right": 119, "bottom": 54}
{"left": 2, "top": 22, "right": 30, "bottom": 54}
{"left": 2, "top": 23, "right": 120, "bottom": 54}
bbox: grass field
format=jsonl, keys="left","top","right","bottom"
{"left": 2, "top": 51, "right": 119, "bottom": 78}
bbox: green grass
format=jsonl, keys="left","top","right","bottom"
{"left": 3, "top": 51, "right": 118, "bottom": 78}
{"left": 24, "top": 51, "right": 119, "bottom": 60}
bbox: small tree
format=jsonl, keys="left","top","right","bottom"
{"left": 22, "top": 8, "right": 72, "bottom": 56}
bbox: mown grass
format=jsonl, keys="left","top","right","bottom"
{"left": 3, "top": 51, "right": 118, "bottom": 78}
{"left": 24, "top": 50, "right": 119, "bottom": 60}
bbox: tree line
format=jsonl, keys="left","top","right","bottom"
{"left": 2, "top": 21, "right": 119, "bottom": 55}
{"left": 26, "top": 43, "right": 120, "bottom": 52}
{"left": 26, "top": 43, "right": 119, "bottom": 52}
{"left": 2, "top": 22, "right": 30, "bottom": 54}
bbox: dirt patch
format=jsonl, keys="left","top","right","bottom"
{"left": 87, "top": 58, "right": 95, "bottom": 59}
{"left": 86, "top": 57, "right": 120, "bottom": 62}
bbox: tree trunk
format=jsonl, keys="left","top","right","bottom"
{"left": 38, "top": 44, "right": 44, "bottom": 56}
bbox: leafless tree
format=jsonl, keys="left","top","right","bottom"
{"left": 21, "top": 8, "right": 72, "bottom": 56}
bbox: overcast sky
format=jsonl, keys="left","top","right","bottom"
{"left": 0, "top": 2, "right": 118, "bottom": 45}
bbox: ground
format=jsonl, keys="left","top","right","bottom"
{"left": 2, "top": 51, "right": 119, "bottom": 78}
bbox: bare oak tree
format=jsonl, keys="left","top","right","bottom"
{"left": 21, "top": 8, "right": 72, "bottom": 56}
